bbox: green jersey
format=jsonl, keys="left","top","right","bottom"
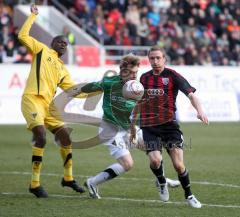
{"left": 81, "top": 76, "right": 136, "bottom": 129}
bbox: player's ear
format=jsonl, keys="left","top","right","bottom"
{"left": 120, "top": 69, "right": 131, "bottom": 81}
{"left": 51, "top": 36, "right": 58, "bottom": 48}
{"left": 50, "top": 39, "right": 54, "bottom": 48}
{"left": 164, "top": 56, "right": 167, "bottom": 64}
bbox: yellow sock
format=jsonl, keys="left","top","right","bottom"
{"left": 31, "top": 147, "right": 44, "bottom": 188}
{"left": 60, "top": 145, "right": 73, "bottom": 181}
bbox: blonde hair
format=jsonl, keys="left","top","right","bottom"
{"left": 119, "top": 54, "right": 140, "bottom": 70}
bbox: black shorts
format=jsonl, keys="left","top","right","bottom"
{"left": 141, "top": 121, "right": 184, "bottom": 153}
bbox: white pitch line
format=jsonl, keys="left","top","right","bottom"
{"left": 1, "top": 171, "right": 240, "bottom": 189}
{"left": 1, "top": 192, "right": 240, "bottom": 209}
{"left": 191, "top": 181, "right": 240, "bottom": 189}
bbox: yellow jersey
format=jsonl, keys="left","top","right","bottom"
{"left": 18, "top": 13, "right": 75, "bottom": 104}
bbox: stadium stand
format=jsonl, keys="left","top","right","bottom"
{"left": 0, "top": 0, "right": 239, "bottom": 65}
{"left": 0, "top": 3, "right": 30, "bottom": 63}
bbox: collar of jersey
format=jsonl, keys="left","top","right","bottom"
{"left": 50, "top": 49, "right": 64, "bottom": 63}
{"left": 151, "top": 68, "right": 165, "bottom": 76}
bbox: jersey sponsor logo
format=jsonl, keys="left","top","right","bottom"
{"left": 31, "top": 112, "right": 38, "bottom": 119}
{"left": 111, "top": 95, "right": 125, "bottom": 102}
{"left": 47, "top": 56, "right": 61, "bottom": 71}
{"left": 53, "top": 61, "right": 60, "bottom": 71}
{"left": 147, "top": 88, "right": 164, "bottom": 96}
{"left": 162, "top": 78, "right": 169, "bottom": 85}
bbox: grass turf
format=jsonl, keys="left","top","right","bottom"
{"left": 0, "top": 123, "right": 240, "bottom": 217}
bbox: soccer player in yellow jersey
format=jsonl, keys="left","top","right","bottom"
{"left": 19, "top": 4, "right": 85, "bottom": 198}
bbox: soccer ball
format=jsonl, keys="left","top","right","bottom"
{"left": 122, "top": 80, "right": 144, "bottom": 101}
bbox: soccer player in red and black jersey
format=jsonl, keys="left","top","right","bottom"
{"left": 130, "top": 46, "right": 209, "bottom": 208}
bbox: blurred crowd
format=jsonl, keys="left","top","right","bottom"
{"left": 0, "top": 3, "right": 32, "bottom": 64}
{"left": 1, "top": 0, "right": 239, "bottom": 65}
{"left": 63, "top": 0, "right": 240, "bottom": 66}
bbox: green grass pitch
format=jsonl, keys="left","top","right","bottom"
{"left": 0, "top": 123, "right": 240, "bottom": 217}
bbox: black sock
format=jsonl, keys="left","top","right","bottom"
{"left": 150, "top": 161, "right": 166, "bottom": 184}
{"left": 178, "top": 169, "right": 192, "bottom": 199}
{"left": 103, "top": 168, "right": 118, "bottom": 181}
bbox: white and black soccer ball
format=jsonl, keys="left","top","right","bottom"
{"left": 122, "top": 80, "right": 144, "bottom": 101}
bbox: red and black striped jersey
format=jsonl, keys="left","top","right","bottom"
{"left": 139, "top": 67, "right": 196, "bottom": 127}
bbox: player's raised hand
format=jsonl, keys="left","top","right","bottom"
{"left": 30, "top": 4, "right": 38, "bottom": 15}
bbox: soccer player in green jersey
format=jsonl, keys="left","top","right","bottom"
{"left": 80, "top": 54, "right": 180, "bottom": 199}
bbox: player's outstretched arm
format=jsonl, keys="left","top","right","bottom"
{"left": 188, "top": 92, "right": 209, "bottom": 125}
{"left": 18, "top": 4, "right": 44, "bottom": 54}
{"left": 62, "top": 80, "right": 103, "bottom": 98}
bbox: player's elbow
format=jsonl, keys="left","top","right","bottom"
{"left": 18, "top": 35, "right": 25, "bottom": 44}
{"left": 18, "top": 31, "right": 28, "bottom": 43}
{"left": 18, "top": 34, "right": 24, "bottom": 41}
{"left": 188, "top": 92, "right": 194, "bottom": 100}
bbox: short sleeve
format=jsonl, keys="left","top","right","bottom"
{"left": 173, "top": 71, "right": 196, "bottom": 96}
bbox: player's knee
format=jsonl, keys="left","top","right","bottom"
{"left": 174, "top": 162, "right": 185, "bottom": 174}
{"left": 33, "top": 134, "right": 46, "bottom": 148}
{"left": 58, "top": 135, "right": 71, "bottom": 147}
{"left": 55, "top": 128, "right": 71, "bottom": 147}
{"left": 150, "top": 158, "right": 161, "bottom": 169}
{"left": 32, "top": 126, "right": 46, "bottom": 148}
{"left": 123, "top": 159, "right": 134, "bottom": 171}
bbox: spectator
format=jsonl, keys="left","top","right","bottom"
{"left": 14, "top": 46, "right": 32, "bottom": 64}
{"left": 147, "top": 7, "right": 161, "bottom": 27}
{"left": 137, "top": 17, "right": 150, "bottom": 44}
{"left": 104, "top": 16, "right": 115, "bottom": 39}
{"left": 63, "top": 26, "right": 75, "bottom": 45}
{"left": 122, "top": 28, "right": 132, "bottom": 46}
{"left": 125, "top": 4, "right": 141, "bottom": 27}
{"left": 1, "top": 0, "right": 240, "bottom": 66}
{"left": 74, "top": 0, "right": 90, "bottom": 26}
{"left": 2, "top": 39, "right": 17, "bottom": 63}
{"left": 108, "top": 7, "right": 122, "bottom": 25}
{"left": 91, "top": 16, "right": 109, "bottom": 44}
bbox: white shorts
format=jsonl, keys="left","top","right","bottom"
{"left": 99, "top": 120, "right": 130, "bottom": 159}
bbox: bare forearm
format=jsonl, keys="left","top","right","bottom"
{"left": 189, "top": 93, "right": 203, "bottom": 114}
{"left": 188, "top": 92, "right": 209, "bottom": 124}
